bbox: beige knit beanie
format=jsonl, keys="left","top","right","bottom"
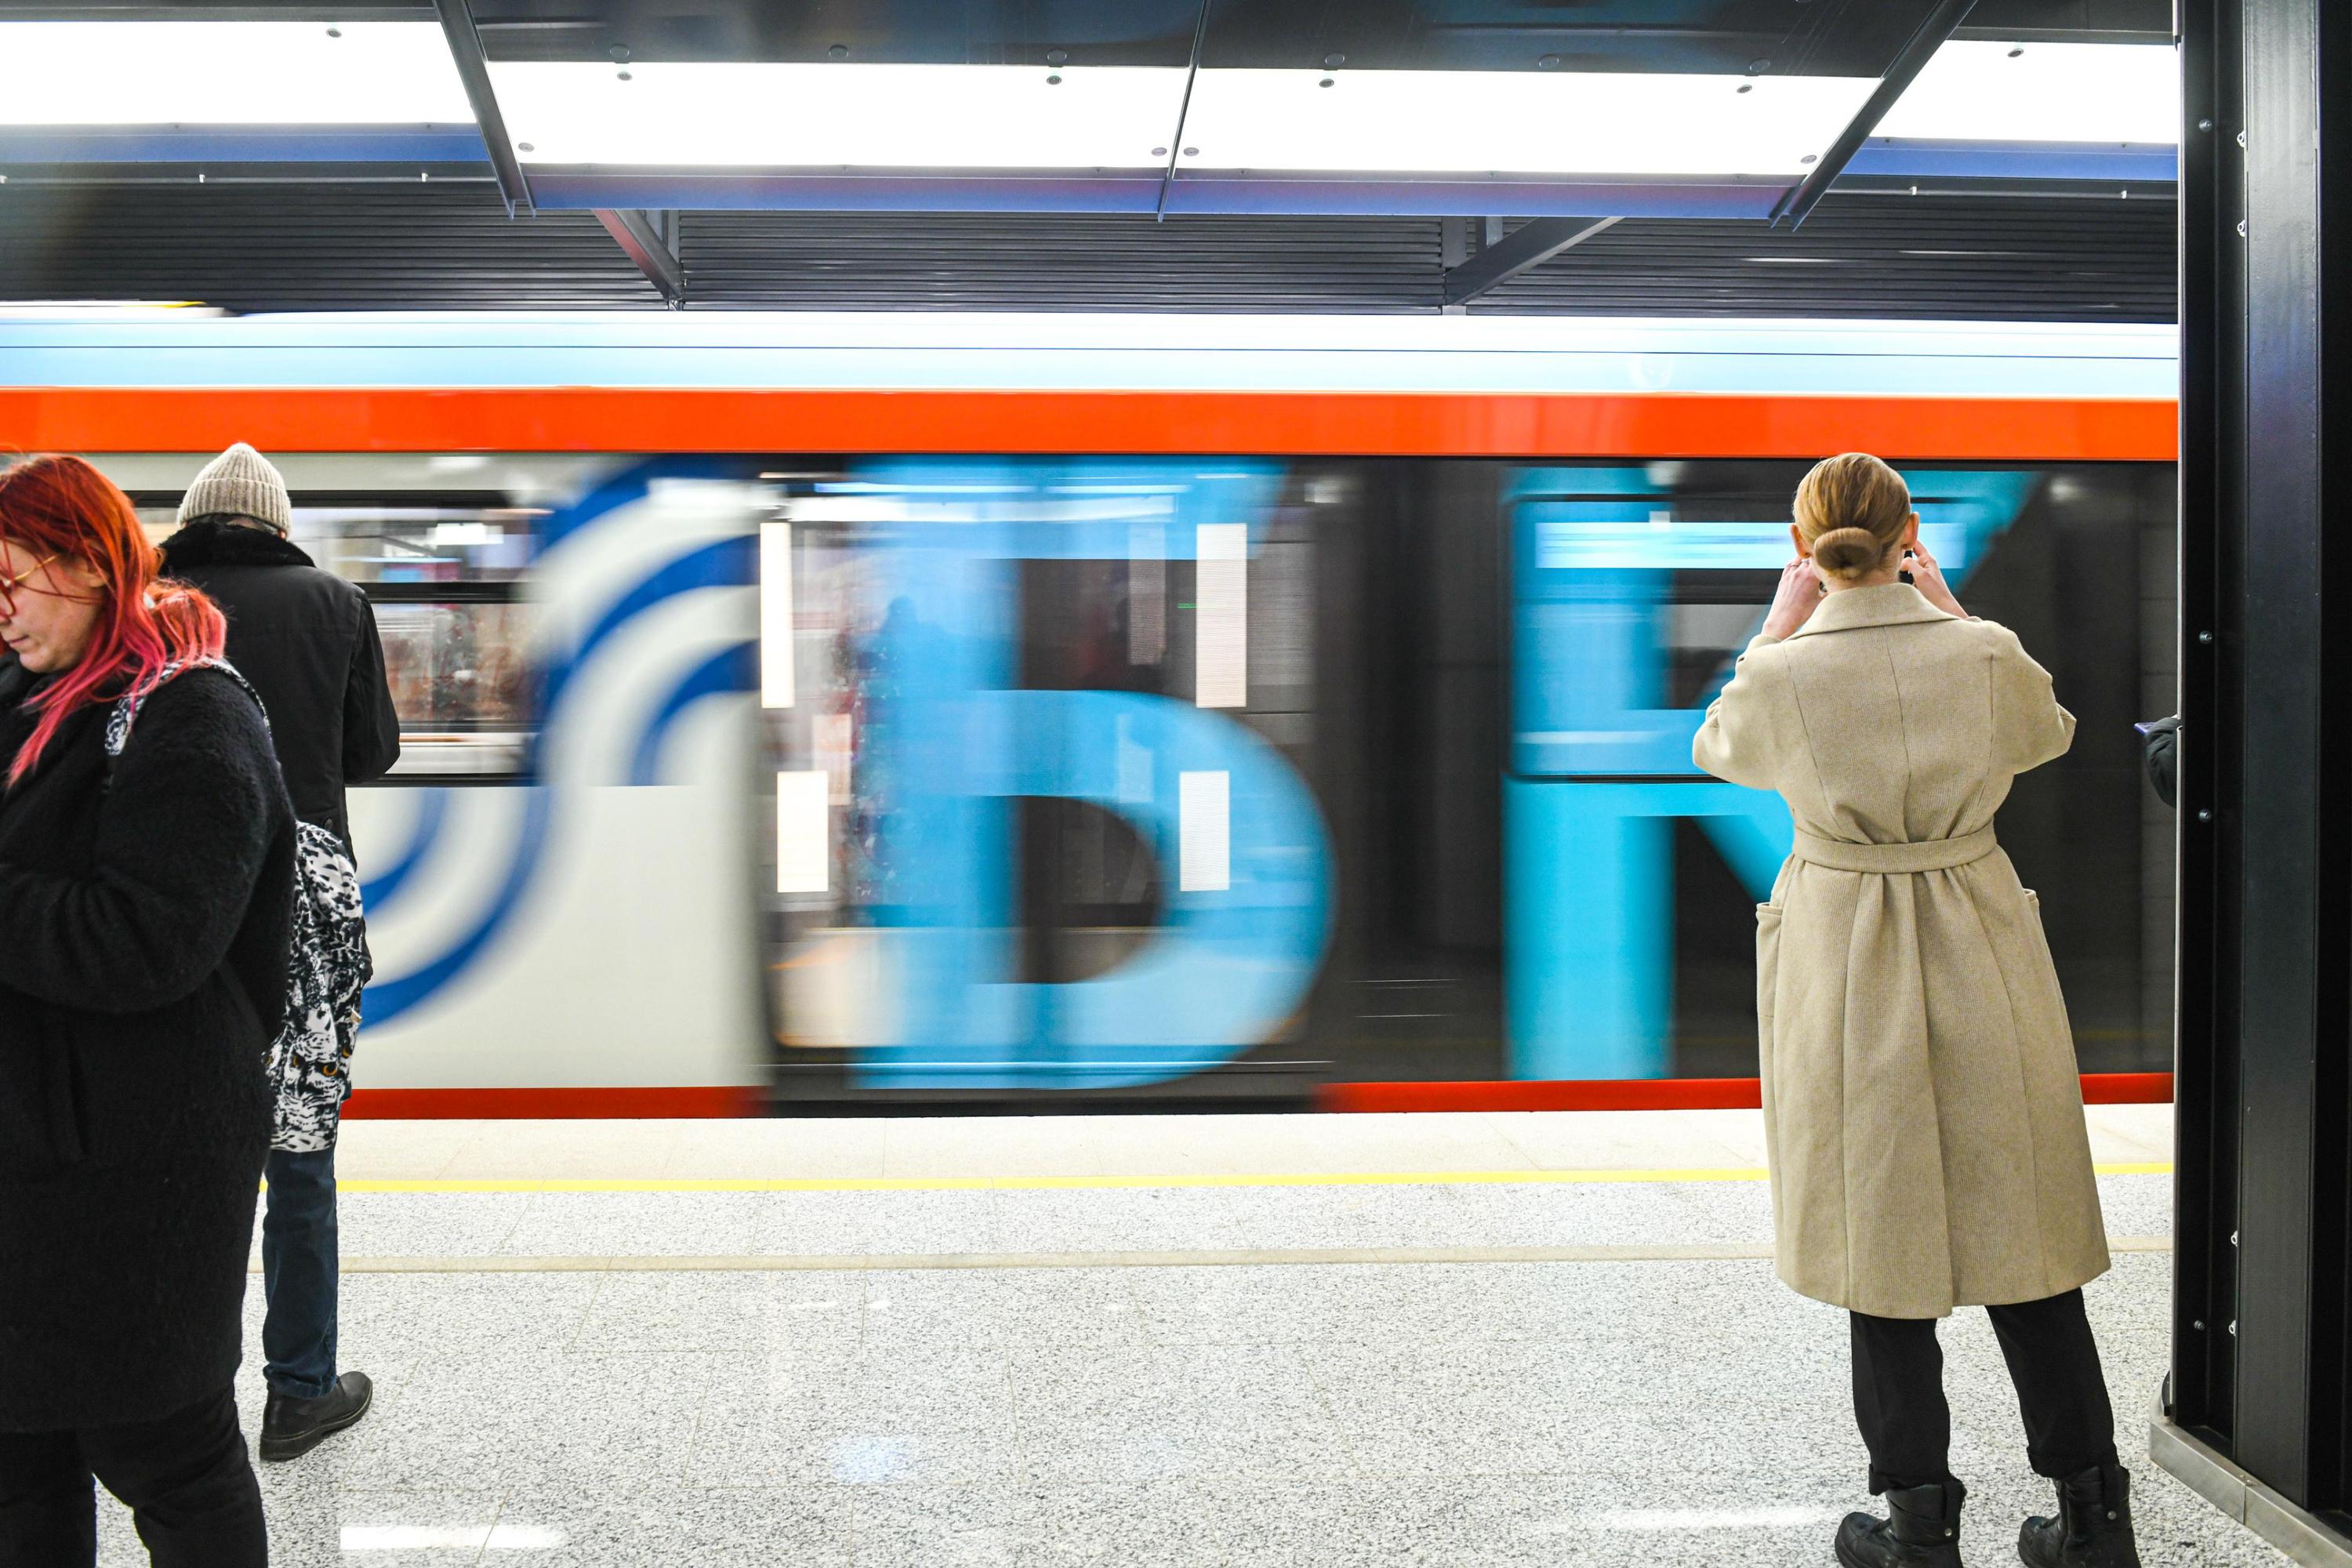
{"left": 176, "top": 441, "right": 291, "bottom": 532}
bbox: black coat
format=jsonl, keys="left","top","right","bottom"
{"left": 158, "top": 521, "right": 401, "bottom": 847}
{"left": 0, "top": 669, "right": 296, "bottom": 1431}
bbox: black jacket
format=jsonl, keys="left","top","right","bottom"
{"left": 0, "top": 669, "right": 296, "bottom": 1430}
{"left": 159, "top": 521, "right": 401, "bottom": 847}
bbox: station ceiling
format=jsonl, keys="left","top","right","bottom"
{"left": 0, "top": 1, "right": 2177, "bottom": 315}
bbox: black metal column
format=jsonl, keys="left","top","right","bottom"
{"left": 2176, "top": 0, "right": 2352, "bottom": 1520}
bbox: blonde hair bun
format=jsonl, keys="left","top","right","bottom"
{"left": 1810, "top": 525, "right": 1893, "bottom": 581}
{"left": 1794, "top": 452, "right": 1911, "bottom": 582}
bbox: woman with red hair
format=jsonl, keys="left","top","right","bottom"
{"left": 0, "top": 455, "right": 294, "bottom": 1566}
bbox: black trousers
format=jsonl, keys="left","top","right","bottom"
{"left": 0, "top": 1385, "right": 266, "bottom": 1566}
{"left": 1851, "top": 1288, "right": 2120, "bottom": 1495}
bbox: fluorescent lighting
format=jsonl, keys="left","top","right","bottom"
{"left": 1195, "top": 522, "right": 1247, "bottom": 709}
{"left": 1178, "top": 771, "right": 1230, "bottom": 893}
{"left": 490, "top": 62, "right": 1186, "bottom": 168}
{"left": 760, "top": 521, "right": 793, "bottom": 709}
{"left": 776, "top": 771, "right": 830, "bottom": 895}
{"left": 0, "top": 22, "right": 473, "bottom": 125}
{"left": 1875, "top": 41, "right": 2178, "bottom": 145}
{"left": 1178, "top": 68, "right": 1876, "bottom": 176}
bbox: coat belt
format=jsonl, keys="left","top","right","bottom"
{"left": 1791, "top": 826, "right": 1998, "bottom": 873}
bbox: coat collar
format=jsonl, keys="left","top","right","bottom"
{"left": 1784, "top": 581, "right": 1957, "bottom": 641}
{"left": 158, "top": 517, "right": 315, "bottom": 573}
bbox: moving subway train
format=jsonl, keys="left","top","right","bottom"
{"left": 0, "top": 312, "right": 2180, "bottom": 1113}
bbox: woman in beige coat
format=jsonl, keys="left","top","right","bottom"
{"left": 1694, "top": 454, "right": 2140, "bottom": 1568}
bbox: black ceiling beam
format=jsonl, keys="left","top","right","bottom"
{"left": 594, "top": 208, "right": 685, "bottom": 307}
{"left": 1769, "top": 0, "right": 1978, "bottom": 231}
{"left": 1440, "top": 216, "right": 1620, "bottom": 306}
{"left": 1156, "top": 0, "right": 1214, "bottom": 222}
{"left": 433, "top": 0, "right": 530, "bottom": 217}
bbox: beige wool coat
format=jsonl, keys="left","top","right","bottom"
{"left": 1693, "top": 582, "right": 2109, "bottom": 1319}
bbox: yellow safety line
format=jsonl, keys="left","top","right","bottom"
{"left": 324, "top": 1160, "right": 2172, "bottom": 1196}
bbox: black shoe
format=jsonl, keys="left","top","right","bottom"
{"left": 2019, "top": 1464, "right": 2142, "bottom": 1568}
{"left": 260, "top": 1370, "right": 372, "bottom": 1462}
{"left": 1838, "top": 1481, "right": 1966, "bottom": 1568}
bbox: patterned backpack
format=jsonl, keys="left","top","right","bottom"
{"left": 106, "top": 659, "right": 372, "bottom": 1152}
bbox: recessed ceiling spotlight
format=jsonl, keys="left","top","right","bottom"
{"left": 826, "top": 43, "right": 848, "bottom": 59}
{"left": 1800, "top": 152, "right": 1817, "bottom": 162}
{"left": 1182, "top": 146, "right": 1198, "bottom": 156}
{"left": 1323, "top": 53, "right": 1345, "bottom": 70}
{"left": 1047, "top": 49, "right": 1069, "bottom": 66}
{"left": 2009, "top": 45, "right": 2026, "bottom": 57}
{"left": 325, "top": 26, "right": 341, "bottom": 38}
{"left": 1319, "top": 76, "right": 1334, "bottom": 87}
{"left": 616, "top": 70, "right": 632, "bottom": 81}
{"left": 517, "top": 141, "right": 534, "bottom": 152}
{"left": 608, "top": 45, "right": 630, "bottom": 62}
{"left": 1537, "top": 53, "right": 1560, "bottom": 69}
{"left": 1046, "top": 72, "right": 1062, "bottom": 84}
{"left": 1737, "top": 82, "right": 1753, "bottom": 93}
{"left": 1152, "top": 146, "right": 1168, "bottom": 156}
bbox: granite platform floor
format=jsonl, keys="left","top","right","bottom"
{"left": 88, "top": 1107, "right": 2276, "bottom": 1567}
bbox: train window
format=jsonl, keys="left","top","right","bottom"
{"left": 136, "top": 499, "right": 545, "bottom": 781}
{"left": 366, "top": 601, "right": 534, "bottom": 778}
{"left": 289, "top": 505, "right": 536, "bottom": 586}
{"left": 281, "top": 505, "right": 541, "bottom": 780}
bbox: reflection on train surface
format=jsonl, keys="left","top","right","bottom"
{"left": 62, "top": 316, "right": 2177, "bottom": 1112}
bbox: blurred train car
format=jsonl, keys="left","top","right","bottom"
{"left": 0, "top": 312, "right": 2179, "bottom": 1113}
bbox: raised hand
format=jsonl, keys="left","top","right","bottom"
{"left": 1762, "top": 557, "right": 1826, "bottom": 641}
{"left": 1905, "top": 539, "right": 1965, "bottom": 619}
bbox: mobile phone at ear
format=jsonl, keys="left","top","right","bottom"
{"left": 1900, "top": 546, "right": 1915, "bottom": 586}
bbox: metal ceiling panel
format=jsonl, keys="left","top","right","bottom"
{"left": 680, "top": 210, "right": 1446, "bottom": 313}
{"left": 1466, "top": 193, "right": 2176, "bottom": 320}
{"left": 466, "top": 1, "right": 1199, "bottom": 66}
{"left": 1198, "top": 0, "right": 1939, "bottom": 75}
{"left": 452, "top": 0, "right": 1948, "bottom": 75}
{"left": 0, "top": 180, "right": 2175, "bottom": 322}
{"left": 0, "top": 183, "right": 659, "bottom": 309}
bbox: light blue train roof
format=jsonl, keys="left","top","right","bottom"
{"left": 0, "top": 311, "right": 2179, "bottom": 401}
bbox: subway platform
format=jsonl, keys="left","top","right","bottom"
{"left": 100, "top": 1106, "right": 2274, "bottom": 1567}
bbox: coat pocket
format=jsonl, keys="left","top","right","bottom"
{"left": 1755, "top": 903, "right": 1785, "bottom": 1044}
{"left": 2020, "top": 888, "right": 2052, "bottom": 956}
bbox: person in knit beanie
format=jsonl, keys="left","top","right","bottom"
{"left": 160, "top": 443, "right": 401, "bottom": 1464}
{"left": 176, "top": 442, "right": 292, "bottom": 535}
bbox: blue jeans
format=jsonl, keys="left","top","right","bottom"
{"left": 261, "top": 1145, "right": 339, "bottom": 1401}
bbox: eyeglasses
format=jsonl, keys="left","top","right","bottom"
{"left": 0, "top": 553, "right": 60, "bottom": 619}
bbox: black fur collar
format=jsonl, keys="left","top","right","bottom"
{"left": 158, "top": 517, "right": 317, "bottom": 572}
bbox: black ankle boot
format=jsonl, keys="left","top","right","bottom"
{"left": 2018, "top": 1464, "right": 2142, "bottom": 1568}
{"left": 1837, "top": 1480, "right": 1965, "bottom": 1568}
{"left": 261, "top": 1370, "right": 373, "bottom": 1462}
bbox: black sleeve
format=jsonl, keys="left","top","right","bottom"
{"left": 343, "top": 591, "right": 403, "bottom": 784}
{"left": 2143, "top": 714, "right": 2180, "bottom": 809}
{"left": 0, "top": 673, "right": 282, "bottom": 1014}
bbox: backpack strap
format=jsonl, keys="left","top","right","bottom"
{"left": 105, "top": 657, "right": 270, "bottom": 760}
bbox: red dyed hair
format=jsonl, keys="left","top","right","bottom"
{"left": 0, "top": 454, "right": 225, "bottom": 785}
